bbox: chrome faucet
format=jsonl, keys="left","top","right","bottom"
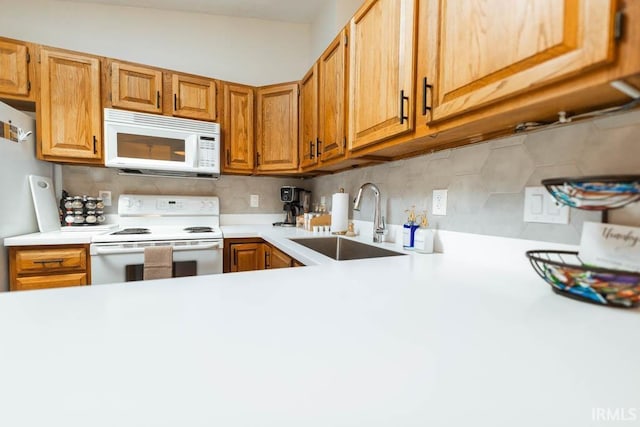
{"left": 353, "top": 183, "right": 385, "bottom": 243}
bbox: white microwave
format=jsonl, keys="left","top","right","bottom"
{"left": 104, "top": 108, "right": 220, "bottom": 178}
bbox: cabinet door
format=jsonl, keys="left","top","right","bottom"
{"left": 172, "top": 74, "right": 217, "bottom": 121}
{"left": 14, "top": 273, "right": 87, "bottom": 291}
{"left": 38, "top": 47, "right": 102, "bottom": 163}
{"left": 229, "top": 243, "right": 265, "bottom": 272}
{"left": 348, "top": 0, "right": 416, "bottom": 151}
{"left": 222, "top": 83, "right": 254, "bottom": 173}
{"left": 110, "top": 61, "right": 163, "bottom": 113}
{"left": 256, "top": 83, "right": 299, "bottom": 172}
{"left": 427, "top": 0, "right": 617, "bottom": 122}
{"left": 299, "top": 64, "right": 319, "bottom": 169}
{"left": 319, "top": 30, "right": 348, "bottom": 162}
{"left": 266, "top": 245, "right": 293, "bottom": 269}
{"left": 14, "top": 247, "right": 87, "bottom": 275}
{"left": 0, "top": 38, "right": 30, "bottom": 97}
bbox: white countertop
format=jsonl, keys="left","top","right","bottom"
{"left": 1, "top": 225, "right": 639, "bottom": 426}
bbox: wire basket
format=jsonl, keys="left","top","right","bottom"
{"left": 526, "top": 250, "right": 640, "bottom": 308}
{"left": 541, "top": 175, "right": 640, "bottom": 210}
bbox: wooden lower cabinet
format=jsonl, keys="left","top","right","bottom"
{"left": 9, "top": 244, "right": 91, "bottom": 291}
{"left": 223, "top": 238, "right": 302, "bottom": 273}
{"left": 265, "top": 245, "right": 293, "bottom": 269}
{"left": 227, "top": 241, "right": 266, "bottom": 273}
{"left": 15, "top": 273, "right": 87, "bottom": 291}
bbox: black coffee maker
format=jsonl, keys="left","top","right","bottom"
{"left": 273, "top": 186, "right": 307, "bottom": 227}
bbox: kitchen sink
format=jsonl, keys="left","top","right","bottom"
{"left": 290, "top": 237, "right": 406, "bottom": 261}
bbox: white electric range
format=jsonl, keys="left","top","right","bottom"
{"left": 90, "top": 194, "right": 223, "bottom": 285}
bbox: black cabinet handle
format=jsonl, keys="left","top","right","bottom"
{"left": 256, "top": 152, "right": 261, "bottom": 166}
{"left": 310, "top": 140, "right": 315, "bottom": 159}
{"left": 156, "top": 91, "right": 161, "bottom": 108}
{"left": 233, "top": 248, "right": 237, "bottom": 266}
{"left": 265, "top": 251, "right": 270, "bottom": 269}
{"left": 173, "top": 93, "right": 177, "bottom": 111}
{"left": 422, "top": 77, "right": 433, "bottom": 116}
{"left": 226, "top": 149, "right": 231, "bottom": 165}
{"left": 34, "top": 259, "right": 63, "bottom": 265}
{"left": 316, "top": 138, "right": 321, "bottom": 158}
{"left": 400, "top": 90, "right": 409, "bottom": 124}
{"left": 93, "top": 136, "right": 97, "bottom": 154}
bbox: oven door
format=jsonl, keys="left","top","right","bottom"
{"left": 89, "top": 239, "right": 223, "bottom": 285}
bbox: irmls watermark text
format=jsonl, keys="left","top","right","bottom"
{"left": 592, "top": 408, "right": 639, "bottom": 422}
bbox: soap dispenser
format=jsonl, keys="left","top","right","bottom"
{"left": 413, "top": 212, "right": 434, "bottom": 254}
{"left": 402, "top": 206, "right": 419, "bottom": 249}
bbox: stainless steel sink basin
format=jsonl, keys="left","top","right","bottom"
{"left": 290, "top": 237, "right": 406, "bottom": 261}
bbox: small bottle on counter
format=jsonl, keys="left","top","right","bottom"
{"left": 413, "top": 212, "right": 434, "bottom": 254}
{"left": 402, "top": 206, "right": 419, "bottom": 249}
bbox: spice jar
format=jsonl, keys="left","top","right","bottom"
{"left": 85, "top": 197, "right": 97, "bottom": 210}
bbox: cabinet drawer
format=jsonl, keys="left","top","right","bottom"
{"left": 14, "top": 247, "right": 87, "bottom": 274}
{"left": 14, "top": 273, "right": 88, "bottom": 291}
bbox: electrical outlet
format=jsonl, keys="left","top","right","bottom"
{"left": 250, "top": 194, "right": 259, "bottom": 208}
{"left": 98, "top": 190, "right": 112, "bottom": 207}
{"left": 432, "top": 189, "right": 447, "bottom": 216}
{"left": 523, "top": 187, "right": 569, "bottom": 224}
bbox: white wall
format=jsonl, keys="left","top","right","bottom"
{"left": 0, "top": 0, "right": 311, "bottom": 86}
{"left": 310, "top": 0, "right": 362, "bottom": 59}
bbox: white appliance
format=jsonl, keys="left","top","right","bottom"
{"left": 0, "top": 101, "right": 54, "bottom": 291}
{"left": 103, "top": 108, "right": 220, "bottom": 178}
{"left": 90, "top": 194, "right": 224, "bottom": 285}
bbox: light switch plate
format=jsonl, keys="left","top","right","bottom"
{"left": 432, "top": 189, "right": 447, "bottom": 216}
{"left": 250, "top": 194, "right": 259, "bottom": 208}
{"left": 98, "top": 190, "right": 112, "bottom": 207}
{"left": 523, "top": 187, "right": 570, "bottom": 224}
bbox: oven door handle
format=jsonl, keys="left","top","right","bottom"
{"left": 92, "top": 241, "right": 223, "bottom": 255}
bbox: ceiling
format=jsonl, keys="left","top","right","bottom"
{"left": 64, "top": 0, "right": 327, "bottom": 23}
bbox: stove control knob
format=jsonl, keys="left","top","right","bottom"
{"left": 134, "top": 200, "right": 143, "bottom": 209}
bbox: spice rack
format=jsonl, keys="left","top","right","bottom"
{"left": 527, "top": 175, "right": 640, "bottom": 308}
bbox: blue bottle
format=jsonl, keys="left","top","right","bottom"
{"left": 402, "top": 206, "right": 419, "bottom": 249}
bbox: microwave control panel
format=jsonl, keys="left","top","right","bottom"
{"left": 197, "top": 136, "right": 218, "bottom": 169}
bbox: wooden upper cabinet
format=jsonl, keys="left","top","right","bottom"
{"left": 256, "top": 83, "right": 299, "bottom": 172}
{"left": 348, "top": 0, "right": 416, "bottom": 151}
{"left": 110, "top": 61, "right": 163, "bottom": 113}
{"left": 0, "top": 38, "right": 32, "bottom": 99}
{"left": 299, "top": 63, "right": 319, "bottom": 169}
{"left": 38, "top": 47, "right": 102, "bottom": 163}
{"left": 319, "top": 29, "right": 348, "bottom": 162}
{"left": 172, "top": 74, "right": 217, "bottom": 121}
{"left": 426, "top": 0, "right": 618, "bottom": 122}
{"left": 222, "top": 83, "right": 254, "bottom": 174}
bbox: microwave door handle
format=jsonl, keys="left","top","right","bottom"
{"left": 93, "top": 241, "right": 223, "bottom": 255}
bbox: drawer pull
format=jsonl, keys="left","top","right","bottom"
{"left": 422, "top": 77, "right": 433, "bottom": 115}
{"left": 34, "top": 259, "right": 64, "bottom": 265}
{"left": 399, "top": 90, "right": 409, "bottom": 124}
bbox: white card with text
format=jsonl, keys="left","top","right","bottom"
{"left": 579, "top": 221, "right": 640, "bottom": 272}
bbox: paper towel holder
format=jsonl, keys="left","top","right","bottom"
{"left": 331, "top": 188, "right": 349, "bottom": 235}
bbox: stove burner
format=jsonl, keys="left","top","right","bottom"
{"left": 111, "top": 228, "right": 151, "bottom": 235}
{"left": 183, "top": 226, "right": 214, "bottom": 233}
